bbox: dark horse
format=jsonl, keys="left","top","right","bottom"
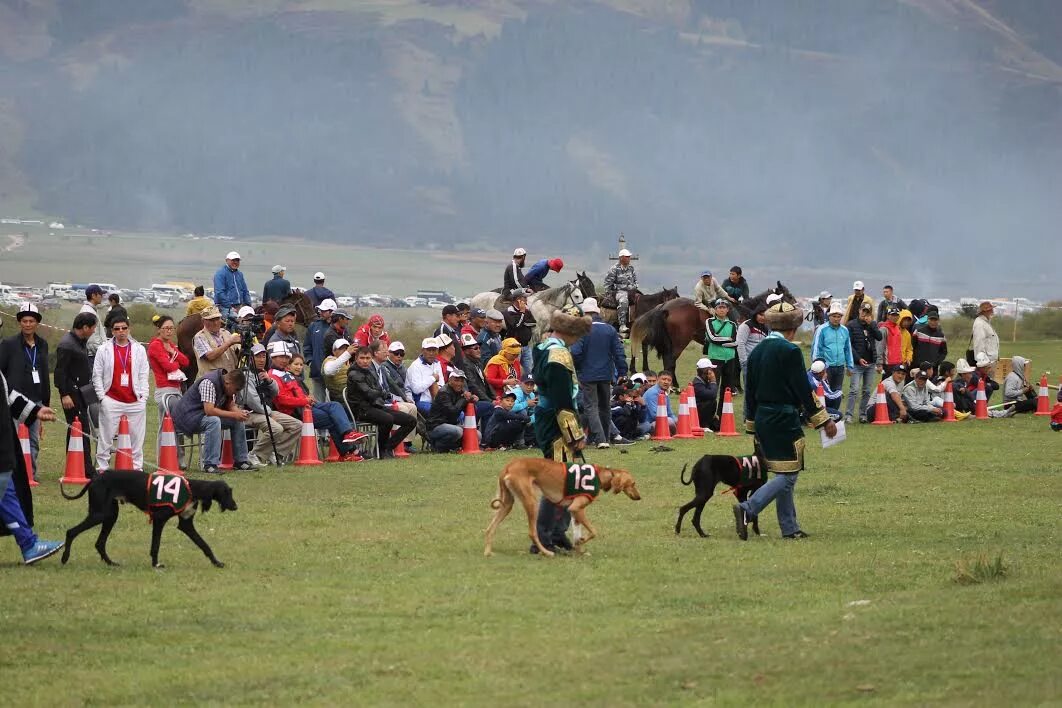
{"left": 599, "top": 286, "right": 680, "bottom": 331}
{"left": 176, "top": 290, "right": 315, "bottom": 381}
{"left": 629, "top": 282, "right": 796, "bottom": 374}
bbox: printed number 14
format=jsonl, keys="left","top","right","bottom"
{"left": 153, "top": 475, "right": 182, "bottom": 503}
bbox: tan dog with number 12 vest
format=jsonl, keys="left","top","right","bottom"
{"left": 484, "top": 458, "right": 641, "bottom": 557}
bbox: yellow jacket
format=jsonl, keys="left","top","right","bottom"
{"left": 898, "top": 309, "right": 914, "bottom": 364}
{"left": 186, "top": 296, "right": 215, "bottom": 317}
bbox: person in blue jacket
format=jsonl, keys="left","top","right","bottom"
{"left": 524, "top": 258, "right": 564, "bottom": 292}
{"left": 570, "top": 298, "right": 627, "bottom": 448}
{"left": 212, "top": 251, "right": 251, "bottom": 328}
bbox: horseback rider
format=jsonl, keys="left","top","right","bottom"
{"left": 212, "top": 251, "right": 251, "bottom": 330}
{"left": 524, "top": 258, "right": 564, "bottom": 292}
{"left": 262, "top": 265, "right": 292, "bottom": 307}
{"left": 604, "top": 249, "right": 638, "bottom": 336}
{"left": 693, "top": 270, "right": 729, "bottom": 314}
{"left": 503, "top": 248, "right": 529, "bottom": 295}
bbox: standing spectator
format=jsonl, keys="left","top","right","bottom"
{"left": 691, "top": 358, "right": 719, "bottom": 432}
{"left": 721, "top": 266, "right": 750, "bottom": 304}
{"left": 0, "top": 304, "right": 50, "bottom": 475}
{"left": 171, "top": 369, "right": 257, "bottom": 473}
{"left": 1002, "top": 356, "right": 1038, "bottom": 414}
{"left": 704, "top": 299, "right": 739, "bottom": 419}
{"left": 643, "top": 370, "right": 677, "bottom": 435}
{"left": 811, "top": 302, "right": 854, "bottom": 396}
{"left": 846, "top": 302, "right": 881, "bottom": 423}
{"left": 185, "top": 285, "right": 214, "bottom": 318}
{"left": 810, "top": 291, "right": 832, "bottom": 328}
{"left": 263, "top": 306, "right": 301, "bottom": 368}
{"left": 503, "top": 247, "right": 529, "bottom": 294}
{"left": 902, "top": 369, "right": 944, "bottom": 422}
{"left": 54, "top": 312, "right": 98, "bottom": 479}
{"left": 736, "top": 305, "right": 769, "bottom": 391}
{"left": 91, "top": 315, "right": 149, "bottom": 472}
{"left": 240, "top": 343, "right": 300, "bottom": 466}
{"left": 477, "top": 309, "right": 505, "bottom": 364}
{"left": 146, "top": 315, "right": 189, "bottom": 463}
{"left": 345, "top": 346, "right": 418, "bottom": 458}
{"left": 322, "top": 310, "right": 353, "bottom": 362}
{"left": 898, "top": 309, "right": 915, "bottom": 369}
{"left": 352, "top": 314, "right": 391, "bottom": 349}
{"left": 406, "top": 338, "right": 444, "bottom": 413}
{"left": 103, "top": 293, "right": 128, "bottom": 339}
{"left": 877, "top": 305, "right": 905, "bottom": 375}
{"left": 262, "top": 265, "right": 292, "bottom": 306}
{"left": 570, "top": 298, "right": 627, "bottom": 448}
{"left": 692, "top": 270, "right": 728, "bottom": 314}
{"left": 435, "top": 305, "right": 464, "bottom": 370}
{"left": 305, "top": 272, "right": 335, "bottom": 308}
{"left": 485, "top": 338, "right": 523, "bottom": 394}
{"left": 80, "top": 284, "right": 107, "bottom": 358}
{"left": 842, "top": 281, "right": 873, "bottom": 324}
{"left": 193, "top": 307, "right": 241, "bottom": 378}
{"left": 912, "top": 307, "right": 948, "bottom": 371}
{"left": 971, "top": 301, "right": 1000, "bottom": 365}
{"left": 212, "top": 251, "right": 251, "bottom": 327}
{"left": 604, "top": 249, "right": 638, "bottom": 336}
{"left": 502, "top": 292, "right": 536, "bottom": 375}
{"left": 524, "top": 257, "right": 564, "bottom": 292}
{"left": 425, "top": 369, "right": 472, "bottom": 452}
{"left": 459, "top": 334, "right": 496, "bottom": 425}
{"left": 303, "top": 298, "right": 337, "bottom": 401}
{"left": 876, "top": 285, "right": 906, "bottom": 323}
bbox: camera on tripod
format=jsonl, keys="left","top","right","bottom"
{"left": 235, "top": 314, "right": 266, "bottom": 348}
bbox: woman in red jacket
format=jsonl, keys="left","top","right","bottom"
{"left": 147, "top": 314, "right": 190, "bottom": 421}
{"left": 485, "top": 337, "right": 523, "bottom": 392}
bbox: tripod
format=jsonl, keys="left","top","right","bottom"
{"left": 238, "top": 333, "right": 282, "bottom": 466}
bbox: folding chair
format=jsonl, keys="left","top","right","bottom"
{"left": 336, "top": 387, "right": 379, "bottom": 459}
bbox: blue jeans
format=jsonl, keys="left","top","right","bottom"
{"left": 739, "top": 473, "right": 800, "bottom": 536}
{"left": 846, "top": 364, "right": 875, "bottom": 419}
{"left": 0, "top": 471, "right": 37, "bottom": 551}
{"left": 312, "top": 402, "right": 354, "bottom": 451}
{"left": 428, "top": 424, "right": 462, "bottom": 451}
{"left": 519, "top": 346, "right": 533, "bottom": 380}
{"left": 197, "top": 416, "right": 249, "bottom": 468}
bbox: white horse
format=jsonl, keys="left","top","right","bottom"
{"left": 528, "top": 279, "right": 585, "bottom": 340}
{"left": 470, "top": 289, "right": 502, "bottom": 314}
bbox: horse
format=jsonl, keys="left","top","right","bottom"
{"left": 471, "top": 270, "right": 595, "bottom": 315}
{"left": 629, "top": 282, "right": 796, "bottom": 374}
{"left": 598, "top": 286, "right": 679, "bottom": 332}
{"left": 528, "top": 279, "right": 585, "bottom": 340}
{"left": 176, "top": 290, "right": 315, "bottom": 382}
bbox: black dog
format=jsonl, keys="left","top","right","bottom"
{"left": 675, "top": 453, "right": 767, "bottom": 537}
{"left": 60, "top": 470, "right": 237, "bottom": 568}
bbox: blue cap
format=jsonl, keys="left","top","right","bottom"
{"left": 85, "top": 284, "right": 105, "bottom": 297}
{"left": 700, "top": 270, "right": 712, "bottom": 278}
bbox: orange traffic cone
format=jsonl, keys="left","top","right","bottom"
{"left": 815, "top": 381, "right": 826, "bottom": 411}
{"left": 461, "top": 402, "right": 482, "bottom": 454}
{"left": 218, "top": 428, "right": 234, "bottom": 470}
{"left": 675, "top": 391, "right": 693, "bottom": 439}
{"left": 872, "top": 382, "right": 892, "bottom": 425}
{"left": 1035, "top": 374, "right": 1050, "bottom": 416}
{"left": 651, "top": 390, "right": 672, "bottom": 440}
{"left": 60, "top": 417, "right": 90, "bottom": 485}
{"left": 717, "top": 388, "right": 739, "bottom": 437}
{"left": 942, "top": 381, "right": 957, "bottom": 422}
{"left": 157, "top": 414, "right": 182, "bottom": 474}
{"left": 974, "top": 379, "right": 989, "bottom": 420}
{"left": 392, "top": 401, "right": 410, "bottom": 457}
{"left": 294, "top": 407, "right": 323, "bottom": 466}
{"left": 114, "top": 415, "right": 134, "bottom": 471}
{"left": 18, "top": 424, "right": 38, "bottom": 487}
{"left": 685, "top": 385, "right": 704, "bottom": 437}
{"left": 325, "top": 437, "right": 342, "bottom": 462}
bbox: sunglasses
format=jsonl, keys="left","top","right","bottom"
{"left": 112, "top": 325, "right": 129, "bottom": 331}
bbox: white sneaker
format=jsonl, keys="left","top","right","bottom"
{"left": 596, "top": 442, "right": 610, "bottom": 449}
{"left": 246, "top": 453, "right": 264, "bottom": 467}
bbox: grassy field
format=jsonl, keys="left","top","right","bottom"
{"left": 1, "top": 341, "right": 1060, "bottom": 705}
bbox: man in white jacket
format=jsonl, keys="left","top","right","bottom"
{"left": 971, "top": 301, "right": 1000, "bottom": 365}
{"left": 92, "top": 314, "right": 149, "bottom": 471}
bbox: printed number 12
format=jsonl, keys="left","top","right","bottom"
{"left": 569, "top": 463, "right": 596, "bottom": 491}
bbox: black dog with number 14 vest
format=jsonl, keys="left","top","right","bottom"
{"left": 675, "top": 452, "right": 768, "bottom": 538}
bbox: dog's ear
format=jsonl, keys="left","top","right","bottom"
{"left": 612, "top": 472, "right": 626, "bottom": 494}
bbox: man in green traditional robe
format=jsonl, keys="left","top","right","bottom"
{"left": 734, "top": 301, "right": 837, "bottom": 540}
{"left": 531, "top": 309, "right": 592, "bottom": 554}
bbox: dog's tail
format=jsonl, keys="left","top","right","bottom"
{"left": 490, "top": 475, "right": 504, "bottom": 509}
{"left": 679, "top": 463, "right": 692, "bottom": 486}
{"left": 59, "top": 478, "right": 93, "bottom": 500}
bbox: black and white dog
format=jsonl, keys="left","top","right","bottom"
{"left": 60, "top": 470, "right": 237, "bottom": 568}
{"left": 675, "top": 452, "right": 767, "bottom": 537}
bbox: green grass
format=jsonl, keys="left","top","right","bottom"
{"left": 1, "top": 343, "right": 1060, "bottom": 705}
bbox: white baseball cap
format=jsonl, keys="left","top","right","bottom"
{"left": 226, "top": 251, "right": 241, "bottom": 260}
{"left": 618, "top": 248, "right": 632, "bottom": 257}
{"left": 313, "top": 272, "right": 325, "bottom": 281}
{"left": 421, "top": 337, "right": 440, "bottom": 349}
{"left": 332, "top": 338, "right": 349, "bottom": 351}
{"left": 271, "top": 264, "right": 286, "bottom": 274}
{"left": 317, "top": 298, "right": 337, "bottom": 311}
{"left": 237, "top": 305, "right": 256, "bottom": 318}
{"left": 513, "top": 247, "right": 527, "bottom": 257}
{"left": 695, "top": 357, "right": 716, "bottom": 369}
{"left": 818, "top": 290, "right": 832, "bottom": 300}
{"left": 388, "top": 341, "right": 405, "bottom": 352}
{"left": 581, "top": 297, "right": 600, "bottom": 314}
{"left": 852, "top": 280, "right": 865, "bottom": 290}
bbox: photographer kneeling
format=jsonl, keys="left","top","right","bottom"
{"left": 240, "top": 343, "right": 301, "bottom": 466}
{"left": 170, "top": 368, "right": 258, "bottom": 474}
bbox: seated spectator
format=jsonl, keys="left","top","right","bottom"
{"left": 436, "top": 333, "right": 456, "bottom": 381}
{"left": 185, "top": 285, "right": 214, "bottom": 317}
{"left": 952, "top": 359, "right": 976, "bottom": 413}
{"left": 267, "top": 342, "right": 364, "bottom": 461}
{"left": 866, "top": 364, "right": 908, "bottom": 423}
{"left": 902, "top": 368, "right": 944, "bottom": 422}
{"left": 170, "top": 368, "right": 257, "bottom": 473}
{"left": 1051, "top": 386, "right": 1062, "bottom": 431}
{"left": 425, "top": 369, "right": 473, "bottom": 452}
{"left": 611, "top": 387, "right": 648, "bottom": 441}
{"left": 485, "top": 338, "right": 522, "bottom": 392}
{"left": 807, "top": 359, "right": 843, "bottom": 421}
{"left": 691, "top": 357, "right": 719, "bottom": 432}
{"left": 434, "top": 305, "right": 464, "bottom": 369}
{"left": 643, "top": 370, "right": 677, "bottom": 434}
{"left": 345, "top": 346, "right": 417, "bottom": 458}
{"left": 384, "top": 341, "right": 411, "bottom": 400}
{"left": 406, "top": 338, "right": 444, "bottom": 414}
{"left": 456, "top": 303, "right": 471, "bottom": 329}
{"left": 1003, "top": 355, "right": 1038, "bottom": 414}
{"left": 459, "top": 333, "right": 495, "bottom": 426}
{"left": 239, "top": 343, "right": 301, "bottom": 466}
{"left": 370, "top": 340, "right": 418, "bottom": 451}
{"left": 483, "top": 391, "right": 531, "bottom": 449}
{"left": 512, "top": 374, "right": 538, "bottom": 421}
{"left": 321, "top": 338, "right": 355, "bottom": 402}
{"left": 351, "top": 314, "right": 390, "bottom": 349}
{"left": 478, "top": 309, "right": 505, "bottom": 364}
{"left": 972, "top": 353, "right": 1001, "bottom": 401}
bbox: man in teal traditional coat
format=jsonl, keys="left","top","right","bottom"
{"left": 734, "top": 301, "right": 837, "bottom": 540}
{"left": 532, "top": 309, "right": 592, "bottom": 554}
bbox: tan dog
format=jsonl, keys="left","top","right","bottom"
{"left": 484, "top": 457, "right": 641, "bottom": 557}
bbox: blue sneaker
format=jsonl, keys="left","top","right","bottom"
{"left": 23, "top": 540, "right": 65, "bottom": 565}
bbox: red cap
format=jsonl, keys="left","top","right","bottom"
{"left": 548, "top": 258, "right": 564, "bottom": 272}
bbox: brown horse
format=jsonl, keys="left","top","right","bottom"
{"left": 176, "top": 290, "right": 315, "bottom": 382}
{"left": 629, "top": 282, "right": 796, "bottom": 374}
{"left": 599, "top": 286, "right": 680, "bottom": 331}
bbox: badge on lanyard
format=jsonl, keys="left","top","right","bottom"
{"left": 32, "top": 370, "right": 41, "bottom": 384}
{"left": 121, "top": 372, "right": 130, "bottom": 387}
